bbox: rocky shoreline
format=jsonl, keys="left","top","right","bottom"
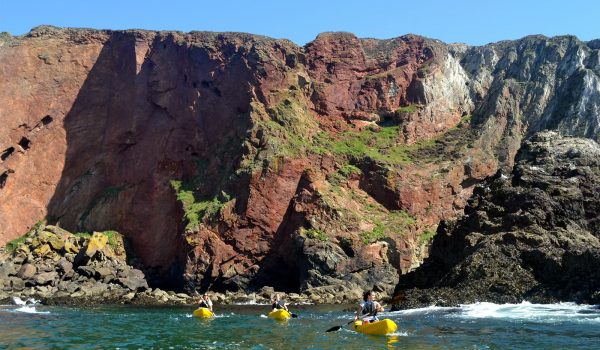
{"left": 0, "top": 224, "right": 368, "bottom": 306}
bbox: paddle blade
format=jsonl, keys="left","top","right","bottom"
{"left": 291, "top": 313, "right": 298, "bottom": 318}
{"left": 325, "top": 325, "right": 342, "bottom": 333}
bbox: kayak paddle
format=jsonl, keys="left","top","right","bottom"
{"left": 325, "top": 320, "right": 354, "bottom": 332}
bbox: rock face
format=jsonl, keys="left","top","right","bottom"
{"left": 1, "top": 26, "right": 600, "bottom": 300}
{"left": 394, "top": 132, "right": 600, "bottom": 307}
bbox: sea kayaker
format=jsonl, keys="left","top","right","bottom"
{"left": 354, "top": 289, "right": 384, "bottom": 323}
{"left": 271, "top": 293, "right": 289, "bottom": 311}
{"left": 198, "top": 293, "right": 213, "bottom": 312}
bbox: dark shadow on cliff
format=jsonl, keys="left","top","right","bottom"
{"left": 251, "top": 171, "right": 312, "bottom": 293}
{"left": 45, "top": 32, "right": 187, "bottom": 290}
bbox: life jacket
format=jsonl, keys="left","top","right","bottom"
{"left": 199, "top": 300, "right": 210, "bottom": 308}
{"left": 272, "top": 301, "right": 285, "bottom": 310}
{"left": 361, "top": 301, "right": 376, "bottom": 315}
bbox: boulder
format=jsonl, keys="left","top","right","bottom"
{"left": 47, "top": 235, "right": 65, "bottom": 251}
{"left": 17, "top": 263, "right": 37, "bottom": 279}
{"left": 6, "top": 277, "right": 25, "bottom": 291}
{"left": 85, "top": 232, "right": 108, "bottom": 258}
{"left": 56, "top": 258, "right": 73, "bottom": 275}
{"left": 44, "top": 225, "right": 71, "bottom": 237}
{"left": 118, "top": 268, "right": 148, "bottom": 291}
{"left": 33, "top": 244, "right": 51, "bottom": 257}
{"left": 0, "top": 261, "right": 17, "bottom": 278}
{"left": 77, "top": 266, "right": 95, "bottom": 278}
{"left": 57, "top": 281, "right": 79, "bottom": 294}
{"left": 34, "top": 271, "right": 58, "bottom": 285}
{"left": 94, "top": 267, "right": 115, "bottom": 282}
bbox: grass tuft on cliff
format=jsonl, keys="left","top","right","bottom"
{"left": 301, "top": 228, "right": 329, "bottom": 242}
{"left": 395, "top": 104, "right": 419, "bottom": 114}
{"left": 359, "top": 210, "right": 416, "bottom": 244}
{"left": 171, "top": 180, "right": 231, "bottom": 232}
{"left": 314, "top": 125, "right": 412, "bottom": 164}
{"left": 4, "top": 220, "right": 45, "bottom": 253}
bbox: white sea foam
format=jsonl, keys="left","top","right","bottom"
{"left": 388, "top": 331, "right": 409, "bottom": 337}
{"left": 8, "top": 297, "right": 49, "bottom": 314}
{"left": 12, "top": 297, "right": 40, "bottom": 306}
{"left": 386, "top": 305, "right": 458, "bottom": 316}
{"left": 13, "top": 305, "right": 50, "bottom": 314}
{"left": 389, "top": 301, "right": 600, "bottom": 324}
{"left": 457, "top": 301, "right": 600, "bottom": 321}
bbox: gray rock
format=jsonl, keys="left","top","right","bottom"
{"left": 17, "top": 264, "right": 37, "bottom": 280}
{"left": 84, "top": 282, "right": 109, "bottom": 296}
{"left": 56, "top": 258, "right": 73, "bottom": 275}
{"left": 77, "top": 266, "right": 95, "bottom": 278}
{"left": 33, "top": 271, "right": 58, "bottom": 286}
{"left": 6, "top": 277, "right": 25, "bottom": 291}
{"left": 94, "top": 267, "right": 115, "bottom": 281}
{"left": 118, "top": 268, "right": 148, "bottom": 291}
{"left": 57, "top": 281, "right": 79, "bottom": 293}
{"left": 0, "top": 261, "right": 17, "bottom": 278}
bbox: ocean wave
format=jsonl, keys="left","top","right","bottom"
{"left": 13, "top": 305, "right": 50, "bottom": 314}
{"left": 12, "top": 297, "right": 40, "bottom": 306}
{"left": 387, "top": 305, "right": 459, "bottom": 316}
{"left": 6, "top": 297, "right": 50, "bottom": 314}
{"left": 388, "top": 301, "right": 600, "bottom": 323}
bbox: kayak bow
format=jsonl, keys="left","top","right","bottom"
{"left": 193, "top": 307, "right": 214, "bottom": 318}
{"left": 268, "top": 309, "right": 291, "bottom": 320}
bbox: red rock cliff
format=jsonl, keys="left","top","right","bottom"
{"left": 1, "top": 27, "right": 599, "bottom": 295}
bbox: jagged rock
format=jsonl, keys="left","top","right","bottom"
{"left": 58, "top": 281, "right": 79, "bottom": 293}
{"left": 34, "top": 271, "right": 58, "bottom": 285}
{"left": 6, "top": 277, "right": 25, "bottom": 291}
{"left": 17, "top": 264, "right": 37, "bottom": 279}
{"left": 35, "top": 285, "right": 57, "bottom": 298}
{"left": 85, "top": 232, "right": 108, "bottom": 258}
{"left": 94, "top": 266, "right": 113, "bottom": 277}
{"left": 395, "top": 132, "right": 600, "bottom": 307}
{"left": 84, "top": 282, "right": 109, "bottom": 296}
{"left": 0, "top": 261, "right": 17, "bottom": 278}
{"left": 44, "top": 225, "right": 71, "bottom": 237}
{"left": 77, "top": 266, "right": 95, "bottom": 278}
{"left": 118, "top": 268, "right": 148, "bottom": 291}
{"left": 56, "top": 258, "right": 73, "bottom": 275}
{"left": 47, "top": 235, "right": 64, "bottom": 251}
{"left": 33, "top": 244, "right": 51, "bottom": 257}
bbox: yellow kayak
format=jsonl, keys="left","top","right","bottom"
{"left": 352, "top": 319, "right": 397, "bottom": 335}
{"left": 268, "top": 309, "right": 291, "bottom": 320}
{"left": 193, "top": 307, "right": 214, "bottom": 318}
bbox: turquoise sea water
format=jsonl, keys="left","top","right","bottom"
{"left": 1, "top": 300, "right": 600, "bottom": 349}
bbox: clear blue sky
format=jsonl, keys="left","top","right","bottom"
{"left": 2, "top": 0, "right": 598, "bottom": 45}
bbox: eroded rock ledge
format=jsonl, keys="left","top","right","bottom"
{"left": 393, "top": 132, "right": 600, "bottom": 308}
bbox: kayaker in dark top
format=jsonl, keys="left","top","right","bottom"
{"left": 198, "top": 293, "right": 213, "bottom": 312}
{"left": 271, "top": 293, "right": 289, "bottom": 311}
{"left": 355, "top": 289, "right": 384, "bottom": 323}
